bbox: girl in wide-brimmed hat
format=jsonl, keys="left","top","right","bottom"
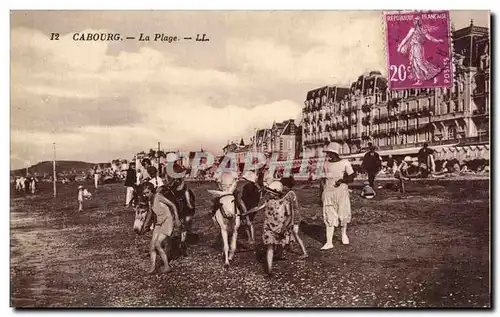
{"left": 262, "top": 180, "right": 307, "bottom": 277}
{"left": 320, "top": 142, "right": 355, "bottom": 250}
{"left": 77, "top": 185, "right": 92, "bottom": 212}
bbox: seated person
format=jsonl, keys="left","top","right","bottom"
{"left": 360, "top": 181, "right": 376, "bottom": 199}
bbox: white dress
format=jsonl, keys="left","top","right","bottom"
{"left": 321, "top": 159, "right": 354, "bottom": 227}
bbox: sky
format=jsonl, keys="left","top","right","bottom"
{"left": 10, "top": 10, "right": 489, "bottom": 169}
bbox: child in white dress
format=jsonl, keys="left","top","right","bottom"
{"left": 78, "top": 185, "right": 92, "bottom": 212}
{"left": 320, "top": 142, "right": 355, "bottom": 250}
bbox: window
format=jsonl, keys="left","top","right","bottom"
{"left": 448, "top": 126, "right": 456, "bottom": 139}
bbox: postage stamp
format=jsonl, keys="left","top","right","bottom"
{"left": 385, "top": 10, "right": 453, "bottom": 90}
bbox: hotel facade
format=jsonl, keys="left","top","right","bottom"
{"left": 301, "top": 22, "right": 490, "bottom": 160}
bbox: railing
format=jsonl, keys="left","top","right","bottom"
{"left": 472, "top": 109, "right": 488, "bottom": 116}
{"left": 362, "top": 104, "right": 371, "bottom": 112}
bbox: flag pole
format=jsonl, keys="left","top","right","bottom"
{"left": 53, "top": 142, "right": 57, "bottom": 198}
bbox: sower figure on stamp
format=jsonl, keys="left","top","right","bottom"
{"left": 397, "top": 16, "right": 445, "bottom": 86}
{"left": 320, "top": 142, "right": 355, "bottom": 250}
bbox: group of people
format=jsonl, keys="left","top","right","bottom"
{"left": 77, "top": 141, "right": 476, "bottom": 276}
{"left": 14, "top": 175, "right": 37, "bottom": 194}
{"left": 119, "top": 144, "right": 359, "bottom": 277}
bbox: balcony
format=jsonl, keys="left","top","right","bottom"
{"left": 419, "top": 107, "right": 430, "bottom": 117}
{"left": 379, "top": 129, "right": 388, "bottom": 136}
{"left": 362, "top": 117, "right": 371, "bottom": 126}
{"left": 362, "top": 104, "right": 371, "bottom": 112}
{"left": 407, "top": 125, "right": 417, "bottom": 132}
{"left": 361, "top": 132, "right": 370, "bottom": 140}
{"left": 389, "top": 113, "right": 399, "bottom": 120}
{"left": 417, "top": 123, "right": 430, "bottom": 131}
{"left": 472, "top": 109, "right": 489, "bottom": 116}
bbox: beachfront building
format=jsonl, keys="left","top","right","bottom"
{"left": 301, "top": 22, "right": 489, "bottom": 161}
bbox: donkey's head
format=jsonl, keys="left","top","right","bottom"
{"left": 133, "top": 205, "right": 152, "bottom": 235}
{"left": 208, "top": 189, "right": 237, "bottom": 218}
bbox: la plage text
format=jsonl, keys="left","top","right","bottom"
{"left": 67, "top": 32, "right": 209, "bottom": 43}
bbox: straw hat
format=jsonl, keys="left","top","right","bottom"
{"left": 324, "top": 142, "right": 341, "bottom": 155}
{"left": 242, "top": 171, "right": 257, "bottom": 183}
{"left": 166, "top": 152, "right": 178, "bottom": 163}
{"left": 404, "top": 156, "right": 413, "bottom": 162}
{"left": 267, "top": 180, "right": 284, "bottom": 192}
{"left": 266, "top": 180, "right": 284, "bottom": 197}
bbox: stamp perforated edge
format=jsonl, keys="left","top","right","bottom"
{"left": 383, "top": 10, "right": 453, "bottom": 91}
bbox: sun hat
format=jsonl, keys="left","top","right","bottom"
{"left": 166, "top": 152, "right": 179, "bottom": 163}
{"left": 324, "top": 142, "right": 341, "bottom": 155}
{"left": 404, "top": 156, "right": 413, "bottom": 162}
{"left": 267, "top": 180, "right": 284, "bottom": 192}
{"left": 266, "top": 180, "right": 284, "bottom": 197}
{"left": 242, "top": 171, "right": 257, "bottom": 183}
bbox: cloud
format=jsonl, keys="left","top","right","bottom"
{"left": 227, "top": 12, "right": 387, "bottom": 86}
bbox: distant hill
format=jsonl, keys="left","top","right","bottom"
{"left": 10, "top": 160, "right": 107, "bottom": 177}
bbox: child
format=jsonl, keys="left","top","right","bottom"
{"left": 280, "top": 176, "right": 308, "bottom": 260}
{"left": 394, "top": 157, "right": 412, "bottom": 194}
{"left": 320, "top": 142, "right": 355, "bottom": 249}
{"left": 262, "top": 180, "right": 307, "bottom": 277}
{"left": 360, "top": 181, "right": 376, "bottom": 199}
{"left": 142, "top": 182, "right": 181, "bottom": 274}
{"left": 77, "top": 185, "right": 92, "bottom": 212}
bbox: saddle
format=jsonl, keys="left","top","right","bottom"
{"left": 159, "top": 184, "right": 194, "bottom": 216}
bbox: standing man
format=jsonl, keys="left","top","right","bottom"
{"left": 386, "top": 154, "right": 395, "bottom": 175}
{"left": 141, "top": 158, "right": 153, "bottom": 182}
{"left": 124, "top": 162, "right": 137, "bottom": 207}
{"left": 361, "top": 142, "right": 381, "bottom": 188}
{"left": 418, "top": 143, "right": 435, "bottom": 175}
{"left": 93, "top": 165, "right": 101, "bottom": 189}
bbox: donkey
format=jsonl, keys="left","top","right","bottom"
{"left": 208, "top": 182, "right": 265, "bottom": 267}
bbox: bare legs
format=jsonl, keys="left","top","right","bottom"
{"left": 243, "top": 216, "right": 255, "bottom": 244}
{"left": 292, "top": 224, "right": 308, "bottom": 258}
{"left": 266, "top": 244, "right": 274, "bottom": 276}
{"left": 341, "top": 224, "right": 349, "bottom": 245}
{"left": 148, "top": 231, "right": 171, "bottom": 274}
